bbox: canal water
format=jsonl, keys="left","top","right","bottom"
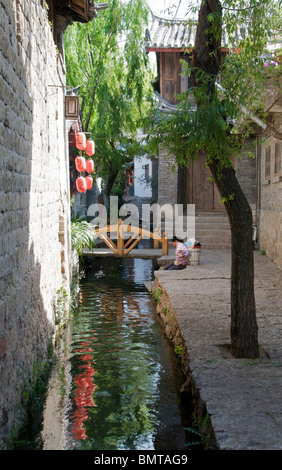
{"left": 21, "top": 254, "right": 197, "bottom": 451}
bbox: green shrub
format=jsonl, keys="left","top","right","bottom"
{"left": 71, "top": 220, "right": 97, "bottom": 255}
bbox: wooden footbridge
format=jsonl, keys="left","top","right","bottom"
{"left": 85, "top": 219, "right": 169, "bottom": 258}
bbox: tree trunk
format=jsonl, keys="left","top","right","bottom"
{"left": 192, "top": 0, "right": 259, "bottom": 358}
{"left": 101, "top": 166, "right": 119, "bottom": 212}
{"left": 208, "top": 163, "right": 259, "bottom": 358}
{"left": 191, "top": 0, "right": 222, "bottom": 96}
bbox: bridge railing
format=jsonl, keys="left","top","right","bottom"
{"left": 94, "top": 218, "right": 168, "bottom": 256}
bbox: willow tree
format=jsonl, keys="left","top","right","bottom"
{"left": 64, "top": 0, "right": 154, "bottom": 208}
{"left": 147, "top": 0, "right": 281, "bottom": 358}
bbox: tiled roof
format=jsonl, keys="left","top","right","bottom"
{"left": 145, "top": 9, "right": 281, "bottom": 53}
{"left": 145, "top": 12, "right": 197, "bottom": 50}
{"left": 144, "top": 10, "right": 244, "bottom": 51}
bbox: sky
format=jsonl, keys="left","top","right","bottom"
{"left": 146, "top": 0, "right": 194, "bottom": 17}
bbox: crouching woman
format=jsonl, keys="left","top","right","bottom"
{"left": 164, "top": 236, "right": 190, "bottom": 270}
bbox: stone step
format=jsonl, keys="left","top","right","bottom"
{"left": 195, "top": 218, "right": 230, "bottom": 226}
{"left": 195, "top": 229, "right": 231, "bottom": 238}
{"left": 196, "top": 225, "right": 230, "bottom": 232}
{"left": 198, "top": 243, "right": 231, "bottom": 249}
{"left": 157, "top": 212, "right": 231, "bottom": 249}
{"left": 157, "top": 217, "right": 230, "bottom": 230}
{"left": 157, "top": 221, "right": 230, "bottom": 228}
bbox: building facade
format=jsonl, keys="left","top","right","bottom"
{"left": 258, "top": 91, "right": 282, "bottom": 267}
{"left": 145, "top": 11, "right": 281, "bottom": 262}
{"left": 0, "top": 0, "right": 106, "bottom": 448}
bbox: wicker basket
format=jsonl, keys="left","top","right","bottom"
{"left": 188, "top": 246, "right": 201, "bottom": 266}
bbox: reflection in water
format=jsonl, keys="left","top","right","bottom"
{"left": 63, "top": 256, "right": 187, "bottom": 451}
{"left": 71, "top": 351, "right": 97, "bottom": 440}
{"left": 12, "top": 248, "right": 199, "bottom": 451}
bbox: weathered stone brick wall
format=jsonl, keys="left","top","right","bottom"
{"left": 258, "top": 117, "right": 282, "bottom": 268}
{"left": 236, "top": 139, "right": 258, "bottom": 219}
{"left": 0, "top": 0, "right": 72, "bottom": 447}
{"left": 158, "top": 142, "right": 257, "bottom": 213}
{"left": 158, "top": 147, "right": 178, "bottom": 206}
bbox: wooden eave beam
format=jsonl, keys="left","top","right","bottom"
{"left": 146, "top": 47, "right": 192, "bottom": 53}
{"left": 55, "top": 0, "right": 108, "bottom": 23}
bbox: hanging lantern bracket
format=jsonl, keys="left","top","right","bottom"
{"left": 65, "top": 95, "right": 80, "bottom": 119}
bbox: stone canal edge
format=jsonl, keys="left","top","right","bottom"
{"left": 146, "top": 249, "right": 282, "bottom": 450}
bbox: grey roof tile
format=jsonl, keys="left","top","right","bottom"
{"left": 145, "top": 12, "right": 196, "bottom": 50}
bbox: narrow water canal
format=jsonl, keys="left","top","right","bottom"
{"left": 29, "top": 255, "right": 195, "bottom": 451}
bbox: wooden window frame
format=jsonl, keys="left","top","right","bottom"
{"left": 263, "top": 138, "right": 282, "bottom": 185}
{"left": 264, "top": 145, "right": 271, "bottom": 180}
{"left": 274, "top": 140, "right": 282, "bottom": 176}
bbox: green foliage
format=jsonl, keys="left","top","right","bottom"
{"left": 146, "top": 0, "right": 281, "bottom": 170}
{"left": 8, "top": 348, "right": 54, "bottom": 449}
{"left": 55, "top": 286, "right": 69, "bottom": 329}
{"left": 71, "top": 220, "right": 97, "bottom": 254}
{"left": 21, "top": 356, "right": 53, "bottom": 413}
{"left": 146, "top": 90, "right": 238, "bottom": 172}
{"left": 152, "top": 287, "right": 162, "bottom": 304}
{"left": 220, "top": 193, "right": 235, "bottom": 204}
{"left": 185, "top": 412, "right": 213, "bottom": 449}
{"left": 64, "top": 0, "right": 155, "bottom": 190}
{"left": 174, "top": 345, "right": 183, "bottom": 355}
{"left": 111, "top": 171, "right": 128, "bottom": 207}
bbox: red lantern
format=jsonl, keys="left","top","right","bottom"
{"left": 75, "top": 132, "right": 86, "bottom": 151}
{"left": 85, "top": 175, "right": 93, "bottom": 190}
{"left": 75, "top": 156, "right": 86, "bottom": 172}
{"left": 86, "top": 158, "right": 94, "bottom": 174}
{"left": 76, "top": 176, "right": 87, "bottom": 193}
{"left": 86, "top": 139, "right": 95, "bottom": 157}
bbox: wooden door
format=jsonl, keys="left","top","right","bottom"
{"left": 160, "top": 52, "right": 181, "bottom": 104}
{"left": 192, "top": 155, "right": 214, "bottom": 210}
{"left": 178, "top": 154, "right": 226, "bottom": 212}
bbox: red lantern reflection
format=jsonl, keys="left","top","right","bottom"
{"left": 71, "top": 359, "right": 97, "bottom": 440}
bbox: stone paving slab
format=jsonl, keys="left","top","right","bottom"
{"left": 154, "top": 250, "right": 282, "bottom": 450}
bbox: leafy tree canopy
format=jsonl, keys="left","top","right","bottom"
{"left": 144, "top": 0, "right": 281, "bottom": 358}
{"left": 64, "top": 0, "right": 154, "bottom": 194}
{"left": 146, "top": 0, "right": 281, "bottom": 172}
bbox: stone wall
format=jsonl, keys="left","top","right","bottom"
{"left": 158, "top": 141, "right": 257, "bottom": 214}
{"left": 157, "top": 127, "right": 281, "bottom": 267}
{"left": 258, "top": 128, "right": 282, "bottom": 269}
{"left": 158, "top": 146, "right": 178, "bottom": 206}
{"left": 0, "top": 0, "right": 72, "bottom": 447}
{"left": 236, "top": 139, "right": 258, "bottom": 221}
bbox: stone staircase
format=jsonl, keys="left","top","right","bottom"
{"left": 157, "top": 211, "right": 231, "bottom": 249}
{"left": 195, "top": 212, "right": 231, "bottom": 249}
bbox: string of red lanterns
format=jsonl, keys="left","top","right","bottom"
{"left": 74, "top": 132, "right": 95, "bottom": 193}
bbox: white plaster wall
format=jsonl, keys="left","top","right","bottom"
{"left": 134, "top": 155, "right": 152, "bottom": 198}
